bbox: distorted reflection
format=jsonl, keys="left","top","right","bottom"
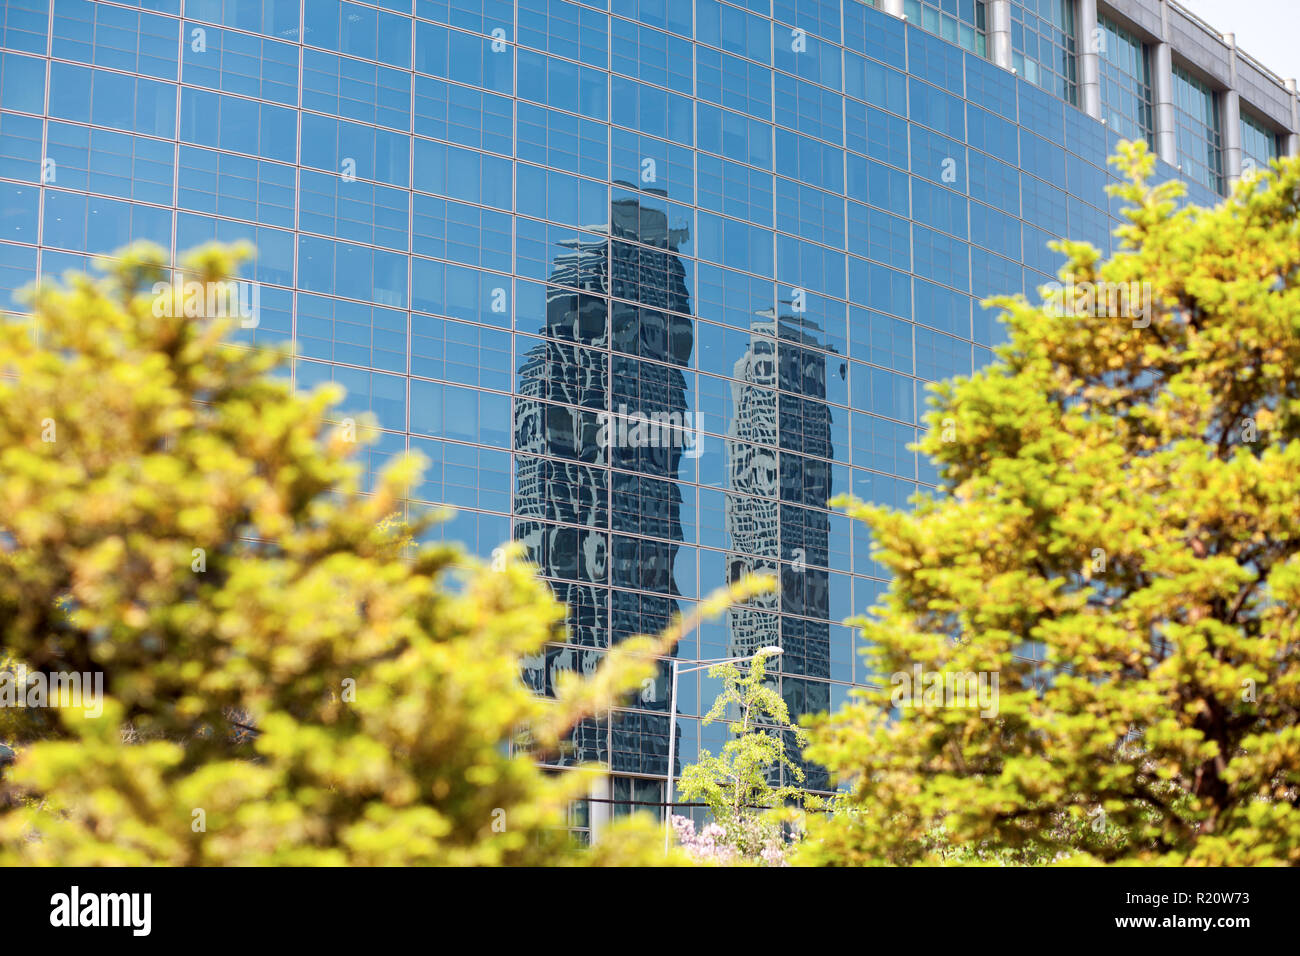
{"left": 514, "top": 193, "right": 833, "bottom": 788}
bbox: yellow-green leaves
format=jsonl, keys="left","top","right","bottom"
{"left": 0, "top": 245, "right": 720, "bottom": 866}
{"left": 801, "top": 147, "right": 1300, "bottom": 866}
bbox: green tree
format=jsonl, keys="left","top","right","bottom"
{"left": 0, "top": 243, "right": 768, "bottom": 865}
{"left": 675, "top": 650, "right": 813, "bottom": 863}
{"left": 799, "top": 144, "right": 1300, "bottom": 866}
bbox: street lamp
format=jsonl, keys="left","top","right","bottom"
{"left": 663, "top": 645, "right": 783, "bottom": 853}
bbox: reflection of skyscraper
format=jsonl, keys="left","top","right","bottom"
{"left": 777, "top": 315, "right": 835, "bottom": 792}
{"left": 726, "top": 307, "right": 834, "bottom": 790}
{"left": 514, "top": 228, "right": 610, "bottom": 768}
{"left": 725, "top": 316, "right": 781, "bottom": 661}
{"left": 513, "top": 190, "right": 692, "bottom": 778}
{"left": 607, "top": 189, "right": 693, "bottom": 673}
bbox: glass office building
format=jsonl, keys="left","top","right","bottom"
{"left": 0, "top": 0, "right": 1295, "bottom": 837}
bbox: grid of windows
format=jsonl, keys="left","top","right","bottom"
{"left": 1172, "top": 63, "right": 1223, "bottom": 194}
{"left": 903, "top": 0, "right": 987, "bottom": 57}
{"left": 1241, "top": 110, "right": 1280, "bottom": 177}
{"left": 0, "top": 0, "right": 1290, "bottom": 819}
{"left": 1010, "top": 0, "right": 1076, "bottom": 104}
{"left": 1097, "top": 15, "right": 1153, "bottom": 148}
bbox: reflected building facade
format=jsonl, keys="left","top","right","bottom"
{"left": 726, "top": 307, "right": 836, "bottom": 790}
{"left": 2, "top": 0, "right": 1296, "bottom": 840}
{"left": 515, "top": 189, "right": 694, "bottom": 783}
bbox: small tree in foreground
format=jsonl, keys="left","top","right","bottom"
{"left": 798, "top": 144, "right": 1300, "bottom": 866}
{"left": 0, "top": 243, "right": 771, "bottom": 865}
{"left": 674, "top": 651, "right": 816, "bottom": 864}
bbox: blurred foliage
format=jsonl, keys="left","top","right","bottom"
{"left": 0, "top": 242, "right": 770, "bottom": 865}
{"left": 800, "top": 145, "right": 1300, "bottom": 866}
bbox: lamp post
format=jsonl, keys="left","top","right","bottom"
{"left": 663, "top": 645, "right": 783, "bottom": 854}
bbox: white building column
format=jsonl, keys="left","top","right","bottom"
{"left": 1221, "top": 34, "right": 1242, "bottom": 185}
{"left": 1078, "top": 0, "right": 1102, "bottom": 119}
{"left": 1222, "top": 89, "right": 1241, "bottom": 183}
{"left": 988, "top": 0, "right": 1013, "bottom": 71}
{"left": 881, "top": 0, "right": 905, "bottom": 17}
{"left": 1152, "top": 41, "right": 1178, "bottom": 165}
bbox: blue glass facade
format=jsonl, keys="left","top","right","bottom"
{"left": 1172, "top": 62, "right": 1222, "bottom": 194}
{"left": 1010, "top": 0, "right": 1075, "bottom": 103}
{"left": 1096, "top": 14, "right": 1151, "bottom": 149}
{"left": 0, "top": 0, "right": 1292, "bottom": 832}
{"left": 1240, "top": 110, "right": 1279, "bottom": 176}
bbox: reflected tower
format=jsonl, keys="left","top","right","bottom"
{"left": 725, "top": 304, "right": 834, "bottom": 790}
{"left": 513, "top": 188, "right": 693, "bottom": 781}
